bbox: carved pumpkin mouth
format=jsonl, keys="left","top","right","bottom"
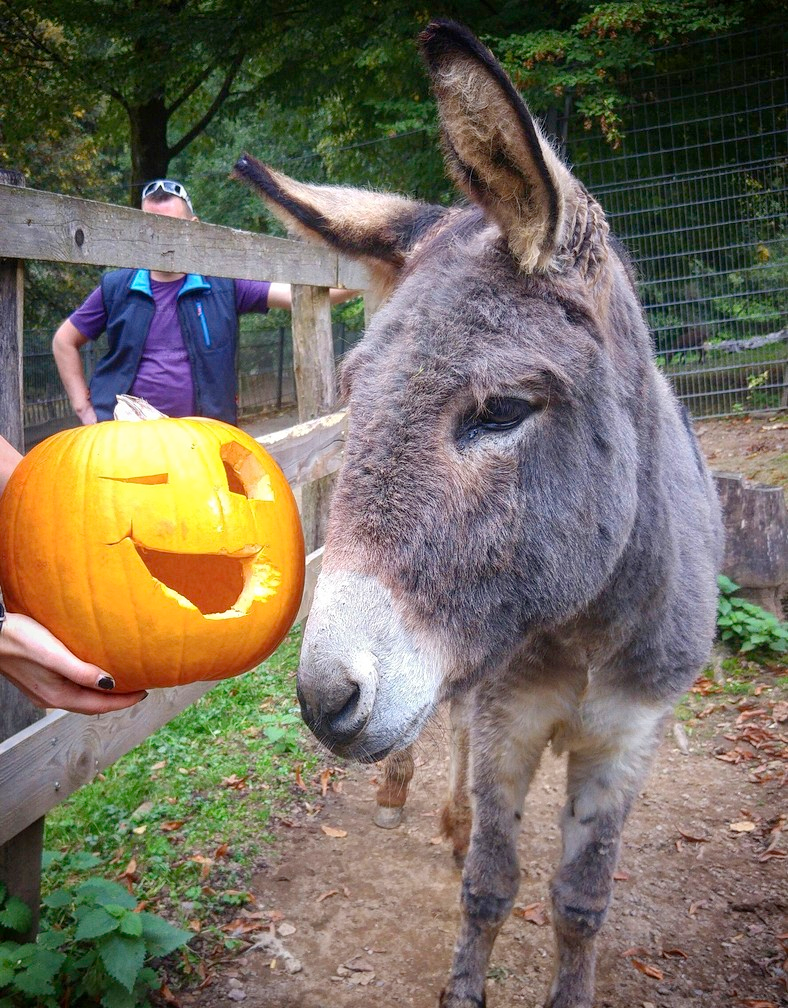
{"left": 135, "top": 544, "right": 251, "bottom": 616}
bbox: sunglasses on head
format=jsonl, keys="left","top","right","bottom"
{"left": 141, "top": 179, "right": 194, "bottom": 213}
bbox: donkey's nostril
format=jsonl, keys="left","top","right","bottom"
{"left": 297, "top": 649, "right": 379, "bottom": 752}
{"left": 321, "top": 680, "right": 368, "bottom": 746}
{"left": 334, "top": 683, "right": 361, "bottom": 725}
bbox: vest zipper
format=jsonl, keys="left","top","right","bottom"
{"left": 196, "top": 301, "right": 211, "bottom": 346}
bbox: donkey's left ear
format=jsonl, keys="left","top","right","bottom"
{"left": 232, "top": 155, "right": 447, "bottom": 299}
{"left": 420, "top": 20, "right": 583, "bottom": 273}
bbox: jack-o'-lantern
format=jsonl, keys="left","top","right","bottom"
{"left": 0, "top": 407, "right": 305, "bottom": 692}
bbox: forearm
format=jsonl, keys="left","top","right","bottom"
{"left": 267, "top": 282, "right": 360, "bottom": 310}
{"left": 52, "top": 322, "right": 97, "bottom": 424}
{"left": 329, "top": 287, "right": 360, "bottom": 305}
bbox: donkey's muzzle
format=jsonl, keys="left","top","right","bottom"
{"left": 297, "top": 650, "right": 379, "bottom": 756}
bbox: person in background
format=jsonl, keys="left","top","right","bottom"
{"left": 0, "top": 434, "right": 147, "bottom": 714}
{"left": 52, "top": 178, "right": 357, "bottom": 424}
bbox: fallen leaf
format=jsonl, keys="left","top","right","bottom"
{"left": 321, "top": 825, "right": 348, "bottom": 838}
{"left": 189, "top": 855, "right": 213, "bottom": 881}
{"left": 221, "top": 774, "right": 247, "bottom": 790}
{"left": 151, "top": 760, "right": 167, "bottom": 771}
{"left": 512, "top": 902, "right": 548, "bottom": 926}
{"left": 630, "top": 959, "right": 664, "bottom": 981}
{"left": 213, "top": 844, "right": 230, "bottom": 859}
{"left": 622, "top": 946, "right": 651, "bottom": 958}
{"left": 613, "top": 870, "right": 630, "bottom": 881}
{"left": 132, "top": 825, "right": 147, "bottom": 835}
{"left": 662, "top": 947, "right": 688, "bottom": 958}
{"left": 159, "top": 982, "right": 181, "bottom": 1005}
{"left": 161, "top": 820, "right": 186, "bottom": 832}
{"left": 188, "top": 919, "right": 202, "bottom": 932}
{"left": 730, "top": 821, "right": 757, "bottom": 833}
{"left": 320, "top": 768, "right": 333, "bottom": 796}
{"left": 344, "top": 955, "right": 375, "bottom": 972}
{"left": 317, "top": 889, "right": 339, "bottom": 903}
{"left": 278, "top": 922, "right": 297, "bottom": 937}
{"left": 294, "top": 765, "right": 307, "bottom": 791}
{"left": 737, "top": 1000, "right": 778, "bottom": 1007}
{"left": 677, "top": 828, "right": 709, "bottom": 843}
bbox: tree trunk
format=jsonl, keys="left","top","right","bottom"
{"left": 128, "top": 96, "right": 171, "bottom": 207}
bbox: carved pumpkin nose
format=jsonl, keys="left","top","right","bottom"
{"left": 297, "top": 651, "right": 378, "bottom": 749}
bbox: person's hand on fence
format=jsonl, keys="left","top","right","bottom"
{"left": 76, "top": 403, "right": 98, "bottom": 425}
{"left": 0, "top": 612, "right": 148, "bottom": 714}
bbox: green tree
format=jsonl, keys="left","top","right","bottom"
{"left": 0, "top": 0, "right": 325, "bottom": 205}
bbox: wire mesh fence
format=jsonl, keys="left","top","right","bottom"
{"left": 565, "top": 25, "right": 787, "bottom": 417}
{"left": 21, "top": 322, "right": 363, "bottom": 447}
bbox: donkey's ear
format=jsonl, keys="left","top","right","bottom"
{"left": 232, "top": 155, "right": 446, "bottom": 295}
{"left": 420, "top": 20, "right": 575, "bottom": 273}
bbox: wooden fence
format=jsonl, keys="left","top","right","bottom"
{"left": 0, "top": 174, "right": 369, "bottom": 930}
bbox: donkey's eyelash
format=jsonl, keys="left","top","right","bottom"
{"left": 455, "top": 396, "right": 540, "bottom": 444}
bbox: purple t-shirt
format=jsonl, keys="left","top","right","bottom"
{"left": 70, "top": 275, "right": 270, "bottom": 417}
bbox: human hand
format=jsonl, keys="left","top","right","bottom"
{"left": 75, "top": 402, "right": 98, "bottom": 425}
{"left": 0, "top": 612, "right": 147, "bottom": 714}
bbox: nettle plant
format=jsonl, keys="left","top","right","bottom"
{"left": 0, "top": 853, "right": 191, "bottom": 1008}
{"left": 717, "top": 574, "right": 788, "bottom": 657}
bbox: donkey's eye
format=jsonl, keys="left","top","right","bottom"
{"left": 457, "top": 397, "right": 538, "bottom": 443}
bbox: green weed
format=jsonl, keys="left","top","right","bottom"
{"left": 43, "top": 627, "right": 316, "bottom": 934}
{"left": 0, "top": 873, "right": 191, "bottom": 1008}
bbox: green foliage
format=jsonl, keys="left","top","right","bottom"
{"left": 492, "top": 2, "right": 752, "bottom": 146}
{"left": 43, "top": 629, "right": 317, "bottom": 957}
{"left": 0, "top": 873, "right": 191, "bottom": 1008}
{"left": 717, "top": 574, "right": 788, "bottom": 656}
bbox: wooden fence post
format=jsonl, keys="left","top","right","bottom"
{"left": 0, "top": 169, "right": 45, "bottom": 938}
{"left": 291, "top": 283, "right": 336, "bottom": 552}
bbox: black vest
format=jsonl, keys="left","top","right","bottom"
{"left": 89, "top": 269, "right": 240, "bottom": 423}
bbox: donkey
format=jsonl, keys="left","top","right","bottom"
{"left": 234, "top": 20, "right": 723, "bottom": 1008}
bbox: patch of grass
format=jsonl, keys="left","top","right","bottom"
{"left": 43, "top": 627, "right": 318, "bottom": 938}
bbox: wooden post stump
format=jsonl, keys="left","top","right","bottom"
{"left": 0, "top": 168, "right": 45, "bottom": 938}
{"left": 714, "top": 471, "right": 788, "bottom": 619}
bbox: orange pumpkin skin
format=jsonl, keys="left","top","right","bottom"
{"left": 0, "top": 417, "right": 305, "bottom": 692}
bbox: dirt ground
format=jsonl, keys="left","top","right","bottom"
{"left": 170, "top": 411, "right": 787, "bottom": 1008}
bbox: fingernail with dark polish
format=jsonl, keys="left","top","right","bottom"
{"left": 97, "top": 675, "right": 115, "bottom": 690}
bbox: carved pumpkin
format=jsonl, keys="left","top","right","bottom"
{"left": 0, "top": 414, "right": 305, "bottom": 692}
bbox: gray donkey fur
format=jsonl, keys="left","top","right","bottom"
{"left": 234, "top": 19, "right": 723, "bottom": 1008}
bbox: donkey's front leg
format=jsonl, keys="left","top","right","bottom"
{"left": 440, "top": 693, "right": 473, "bottom": 865}
{"left": 546, "top": 702, "right": 668, "bottom": 1008}
{"left": 440, "top": 692, "right": 553, "bottom": 1008}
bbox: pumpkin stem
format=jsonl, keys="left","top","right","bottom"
{"left": 114, "top": 395, "right": 169, "bottom": 421}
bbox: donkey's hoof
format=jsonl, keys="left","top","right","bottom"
{"left": 374, "top": 805, "right": 404, "bottom": 829}
{"left": 439, "top": 988, "right": 485, "bottom": 1007}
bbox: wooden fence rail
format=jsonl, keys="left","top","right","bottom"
{"left": 0, "top": 179, "right": 365, "bottom": 925}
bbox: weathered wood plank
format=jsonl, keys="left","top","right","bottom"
{"left": 0, "top": 185, "right": 369, "bottom": 290}
{"left": 0, "top": 547, "right": 323, "bottom": 846}
{"left": 291, "top": 284, "right": 339, "bottom": 552}
{"left": 0, "top": 169, "right": 45, "bottom": 934}
{"left": 259, "top": 411, "right": 346, "bottom": 487}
